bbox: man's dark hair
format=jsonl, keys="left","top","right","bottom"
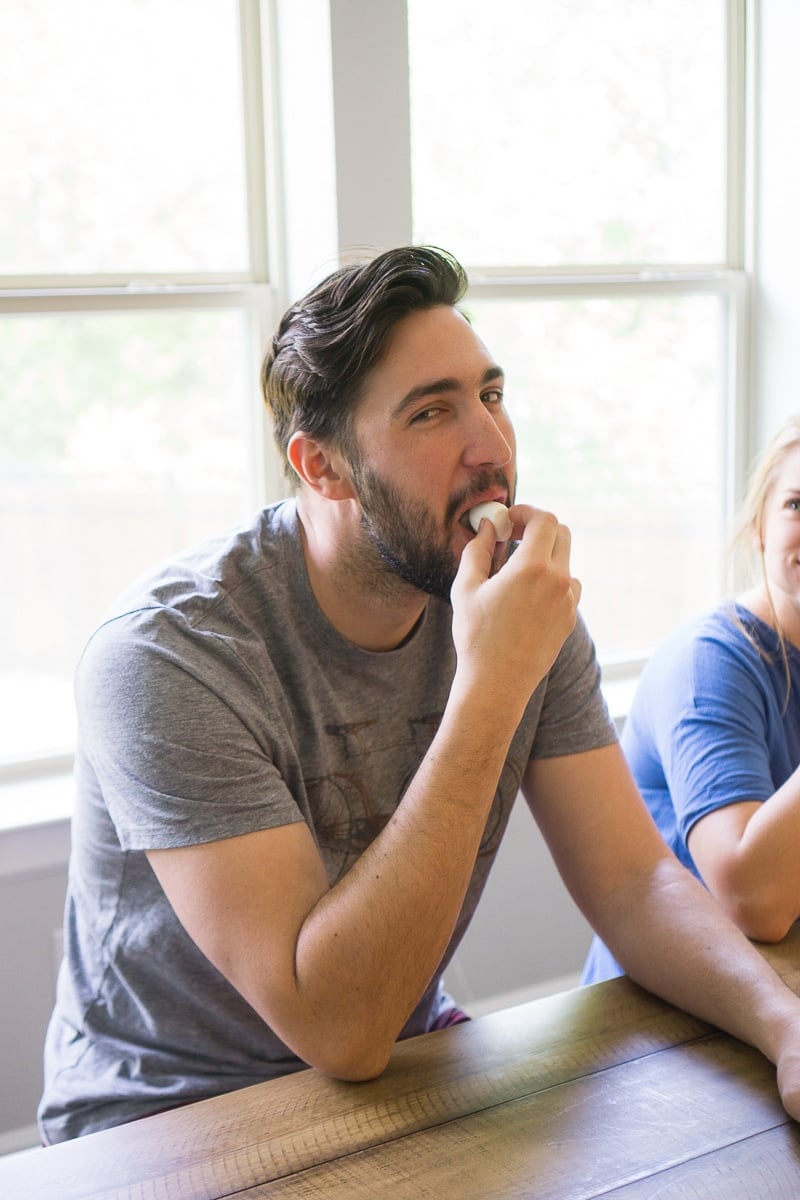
{"left": 260, "top": 245, "right": 468, "bottom": 479}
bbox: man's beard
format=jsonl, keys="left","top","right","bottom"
{"left": 349, "top": 456, "right": 512, "bottom": 603}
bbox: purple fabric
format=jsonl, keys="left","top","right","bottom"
{"left": 428, "top": 1005, "right": 471, "bottom": 1030}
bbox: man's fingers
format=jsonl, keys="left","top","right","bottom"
{"left": 453, "top": 517, "right": 497, "bottom": 594}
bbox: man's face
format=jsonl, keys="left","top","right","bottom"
{"left": 345, "top": 305, "right": 516, "bottom": 600}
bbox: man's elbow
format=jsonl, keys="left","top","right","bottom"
{"left": 275, "top": 1009, "right": 395, "bottom": 1082}
{"left": 310, "top": 1039, "right": 393, "bottom": 1083}
{"left": 249, "top": 978, "right": 397, "bottom": 1083}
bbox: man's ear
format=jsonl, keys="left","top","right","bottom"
{"left": 287, "top": 431, "right": 355, "bottom": 499}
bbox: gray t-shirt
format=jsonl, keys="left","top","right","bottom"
{"left": 39, "top": 499, "right": 616, "bottom": 1143}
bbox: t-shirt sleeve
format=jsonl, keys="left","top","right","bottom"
{"left": 529, "top": 613, "right": 618, "bottom": 759}
{"left": 652, "top": 633, "right": 775, "bottom": 844}
{"left": 76, "top": 608, "right": 304, "bottom": 851}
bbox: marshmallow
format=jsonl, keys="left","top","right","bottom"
{"left": 468, "top": 501, "right": 512, "bottom": 541}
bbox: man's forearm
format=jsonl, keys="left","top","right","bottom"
{"left": 287, "top": 691, "right": 521, "bottom": 1078}
{"left": 600, "top": 858, "right": 800, "bottom": 1072}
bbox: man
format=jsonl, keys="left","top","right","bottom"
{"left": 40, "top": 245, "right": 800, "bottom": 1142}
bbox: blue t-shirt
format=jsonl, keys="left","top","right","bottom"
{"left": 583, "top": 603, "right": 800, "bottom": 983}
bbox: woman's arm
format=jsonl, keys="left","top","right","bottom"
{"left": 687, "top": 768, "right": 800, "bottom": 941}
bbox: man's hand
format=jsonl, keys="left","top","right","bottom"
{"left": 451, "top": 503, "right": 581, "bottom": 720}
{"left": 526, "top": 743, "right": 800, "bottom": 1127}
{"left": 770, "top": 1013, "right": 800, "bottom": 1122}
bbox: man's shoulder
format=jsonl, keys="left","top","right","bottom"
{"left": 83, "top": 500, "right": 303, "bottom": 656}
{"left": 106, "top": 500, "right": 297, "bottom": 616}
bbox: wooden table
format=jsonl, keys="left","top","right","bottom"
{"left": 5, "top": 931, "right": 800, "bottom": 1199}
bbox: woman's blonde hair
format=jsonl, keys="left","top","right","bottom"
{"left": 729, "top": 414, "right": 800, "bottom": 704}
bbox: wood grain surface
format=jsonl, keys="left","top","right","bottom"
{"left": 3, "top": 930, "right": 800, "bottom": 1199}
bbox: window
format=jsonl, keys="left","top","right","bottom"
{"left": 3, "top": 0, "right": 750, "bottom": 786}
{"left": 406, "top": 0, "right": 740, "bottom": 666}
{"left": 461, "top": 289, "right": 728, "bottom": 661}
{"left": 409, "top": 1, "right": 727, "bottom": 267}
{"left": 1, "top": 0, "right": 280, "bottom": 770}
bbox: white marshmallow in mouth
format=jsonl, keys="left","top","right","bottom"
{"left": 467, "top": 501, "right": 512, "bottom": 541}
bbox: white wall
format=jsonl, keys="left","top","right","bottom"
{"left": 751, "top": 0, "right": 800, "bottom": 445}
{"left": 0, "top": 858, "right": 67, "bottom": 1152}
{"left": 447, "top": 799, "right": 593, "bottom": 1014}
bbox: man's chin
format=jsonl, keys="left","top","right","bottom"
{"left": 389, "top": 562, "right": 454, "bottom": 603}
{"left": 373, "top": 547, "right": 455, "bottom": 603}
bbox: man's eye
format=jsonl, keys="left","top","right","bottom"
{"left": 482, "top": 389, "right": 504, "bottom": 405}
{"left": 410, "top": 406, "right": 441, "bottom": 423}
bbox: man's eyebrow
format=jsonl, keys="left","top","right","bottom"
{"left": 390, "top": 365, "right": 505, "bottom": 420}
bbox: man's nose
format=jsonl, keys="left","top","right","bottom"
{"left": 462, "top": 404, "right": 513, "bottom": 469}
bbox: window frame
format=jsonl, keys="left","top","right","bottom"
{"left": 325, "top": 0, "right": 751, "bottom": 676}
{"left": 1, "top": 0, "right": 755, "bottom": 793}
{"left": 0, "top": 0, "right": 285, "bottom": 785}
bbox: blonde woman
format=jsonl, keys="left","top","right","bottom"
{"left": 584, "top": 415, "right": 800, "bottom": 983}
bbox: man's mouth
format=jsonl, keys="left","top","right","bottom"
{"left": 466, "top": 500, "right": 512, "bottom": 541}
{"left": 457, "top": 492, "right": 508, "bottom": 531}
